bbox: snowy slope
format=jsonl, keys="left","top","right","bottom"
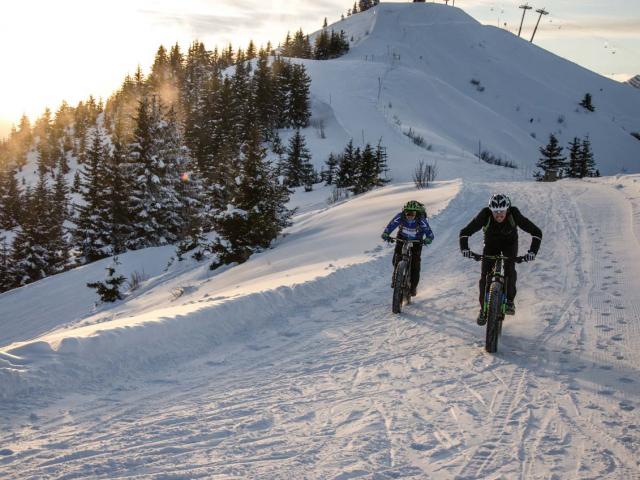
{"left": 2, "top": 3, "right": 640, "bottom": 479}
{"left": 302, "top": 3, "right": 640, "bottom": 176}
{"left": 2, "top": 178, "right": 640, "bottom": 478}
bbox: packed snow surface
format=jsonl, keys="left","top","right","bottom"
{"left": 2, "top": 3, "right": 640, "bottom": 479}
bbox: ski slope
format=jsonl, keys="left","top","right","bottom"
{"left": 301, "top": 3, "right": 640, "bottom": 177}
{"left": 2, "top": 3, "right": 640, "bottom": 478}
{"left": 2, "top": 177, "right": 640, "bottom": 479}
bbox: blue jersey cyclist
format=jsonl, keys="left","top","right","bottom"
{"left": 381, "top": 200, "right": 435, "bottom": 296}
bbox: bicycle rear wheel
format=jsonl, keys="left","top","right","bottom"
{"left": 392, "top": 260, "right": 407, "bottom": 314}
{"left": 485, "top": 282, "right": 503, "bottom": 353}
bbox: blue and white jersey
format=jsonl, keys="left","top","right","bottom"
{"left": 384, "top": 212, "right": 435, "bottom": 242}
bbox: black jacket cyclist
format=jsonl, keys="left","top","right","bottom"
{"left": 459, "top": 193, "right": 542, "bottom": 324}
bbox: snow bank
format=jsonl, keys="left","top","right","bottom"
{"left": 0, "top": 181, "right": 460, "bottom": 403}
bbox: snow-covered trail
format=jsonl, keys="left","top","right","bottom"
{"left": 1, "top": 180, "right": 639, "bottom": 479}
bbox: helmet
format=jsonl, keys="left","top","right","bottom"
{"left": 404, "top": 200, "right": 425, "bottom": 215}
{"left": 488, "top": 193, "right": 511, "bottom": 212}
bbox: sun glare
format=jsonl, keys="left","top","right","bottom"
{"left": 0, "top": 0, "right": 305, "bottom": 135}
{"left": 0, "top": 1, "right": 166, "bottom": 131}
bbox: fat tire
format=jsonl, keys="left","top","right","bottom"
{"left": 485, "top": 282, "right": 503, "bottom": 353}
{"left": 392, "top": 260, "right": 407, "bottom": 314}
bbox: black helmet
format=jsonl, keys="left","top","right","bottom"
{"left": 488, "top": 193, "right": 511, "bottom": 212}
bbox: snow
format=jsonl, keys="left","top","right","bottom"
{"left": 2, "top": 3, "right": 640, "bottom": 479}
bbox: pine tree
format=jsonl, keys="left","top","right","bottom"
{"left": 314, "top": 30, "right": 330, "bottom": 60}
{"left": 328, "top": 30, "right": 350, "bottom": 58}
{"left": 336, "top": 139, "right": 357, "bottom": 188}
{"left": 155, "top": 106, "right": 198, "bottom": 244}
{"left": 73, "top": 129, "right": 111, "bottom": 262}
{"left": 272, "top": 58, "right": 292, "bottom": 129}
{"left": 324, "top": 153, "right": 339, "bottom": 185}
{"left": 124, "top": 96, "right": 168, "bottom": 248}
{"left": 359, "top": 0, "right": 373, "bottom": 12}
{"left": 282, "top": 130, "right": 314, "bottom": 188}
{"left": 48, "top": 171, "right": 71, "bottom": 274}
{"left": 105, "top": 136, "right": 132, "bottom": 255}
{"left": 374, "top": 139, "right": 390, "bottom": 186}
{"left": 232, "top": 56, "right": 254, "bottom": 144}
{"left": 253, "top": 50, "right": 276, "bottom": 140}
{"left": 168, "top": 43, "right": 185, "bottom": 88}
{"left": 211, "top": 127, "right": 291, "bottom": 266}
{"left": 13, "top": 115, "right": 32, "bottom": 168}
{"left": 566, "top": 137, "right": 581, "bottom": 178}
{"left": 0, "top": 235, "right": 12, "bottom": 292}
{"left": 579, "top": 135, "right": 596, "bottom": 178}
{"left": 0, "top": 164, "right": 22, "bottom": 229}
{"left": 352, "top": 143, "right": 377, "bottom": 194}
{"left": 271, "top": 131, "right": 285, "bottom": 162}
{"left": 10, "top": 174, "right": 51, "bottom": 286}
{"left": 580, "top": 93, "right": 595, "bottom": 112}
{"left": 182, "top": 41, "right": 213, "bottom": 164}
{"left": 246, "top": 40, "right": 257, "bottom": 60}
{"left": 87, "top": 257, "right": 126, "bottom": 302}
{"left": 535, "top": 134, "right": 566, "bottom": 181}
{"left": 149, "top": 45, "right": 170, "bottom": 92}
{"left": 288, "top": 64, "right": 311, "bottom": 128}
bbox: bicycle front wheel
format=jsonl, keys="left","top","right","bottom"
{"left": 485, "top": 281, "right": 503, "bottom": 353}
{"left": 392, "top": 260, "right": 407, "bottom": 314}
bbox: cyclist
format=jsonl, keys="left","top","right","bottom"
{"left": 381, "top": 200, "right": 435, "bottom": 296}
{"left": 459, "top": 193, "right": 542, "bottom": 324}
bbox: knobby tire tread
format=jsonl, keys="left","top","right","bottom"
{"left": 486, "top": 282, "right": 503, "bottom": 353}
{"left": 392, "top": 261, "right": 407, "bottom": 314}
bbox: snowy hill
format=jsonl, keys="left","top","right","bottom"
{"left": 2, "top": 3, "right": 640, "bottom": 478}
{"left": 301, "top": 3, "right": 640, "bottom": 176}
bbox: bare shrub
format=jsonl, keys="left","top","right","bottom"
{"left": 327, "top": 187, "right": 350, "bottom": 204}
{"left": 127, "top": 270, "right": 148, "bottom": 292}
{"left": 413, "top": 160, "right": 438, "bottom": 189}
{"left": 404, "top": 128, "right": 430, "bottom": 149}
{"left": 310, "top": 118, "right": 326, "bottom": 139}
{"left": 478, "top": 150, "right": 517, "bottom": 169}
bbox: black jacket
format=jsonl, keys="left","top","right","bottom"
{"left": 459, "top": 206, "right": 542, "bottom": 253}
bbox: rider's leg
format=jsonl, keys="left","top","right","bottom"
{"left": 410, "top": 243, "right": 422, "bottom": 292}
{"left": 503, "top": 240, "right": 518, "bottom": 302}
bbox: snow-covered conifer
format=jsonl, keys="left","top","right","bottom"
{"left": 87, "top": 256, "right": 127, "bottom": 302}
{"left": 282, "top": 130, "right": 314, "bottom": 188}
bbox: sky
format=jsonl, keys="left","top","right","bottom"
{"left": 1, "top": 0, "right": 639, "bottom": 139}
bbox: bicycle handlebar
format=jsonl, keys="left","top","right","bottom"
{"left": 389, "top": 237, "right": 423, "bottom": 244}
{"left": 468, "top": 251, "right": 526, "bottom": 264}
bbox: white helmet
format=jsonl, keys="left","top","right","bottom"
{"left": 489, "top": 193, "right": 511, "bottom": 212}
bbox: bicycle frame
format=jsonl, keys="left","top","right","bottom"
{"left": 468, "top": 252, "right": 526, "bottom": 352}
{"left": 392, "top": 238, "right": 421, "bottom": 278}
{"left": 390, "top": 238, "right": 422, "bottom": 313}
{"left": 482, "top": 255, "right": 510, "bottom": 316}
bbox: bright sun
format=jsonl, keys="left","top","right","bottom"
{"left": 0, "top": 1, "right": 177, "bottom": 129}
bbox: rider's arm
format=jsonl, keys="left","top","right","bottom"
{"left": 383, "top": 213, "right": 403, "bottom": 235}
{"left": 511, "top": 207, "right": 542, "bottom": 253}
{"left": 419, "top": 218, "right": 435, "bottom": 241}
{"left": 459, "top": 208, "right": 490, "bottom": 251}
